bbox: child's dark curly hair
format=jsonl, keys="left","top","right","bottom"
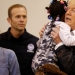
{"left": 45, "top": 0, "right": 67, "bottom": 21}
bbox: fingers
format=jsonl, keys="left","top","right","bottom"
{"left": 51, "top": 26, "right": 59, "bottom": 33}
{"left": 51, "top": 26, "right": 62, "bottom": 44}
{"left": 56, "top": 25, "right": 60, "bottom": 30}
{"left": 39, "top": 24, "right": 46, "bottom": 38}
{"left": 51, "top": 31, "right": 56, "bottom": 38}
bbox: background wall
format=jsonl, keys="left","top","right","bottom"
{"left": 0, "top": 0, "right": 68, "bottom": 37}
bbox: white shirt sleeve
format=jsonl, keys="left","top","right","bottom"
{"left": 55, "top": 42, "right": 64, "bottom": 50}
{"left": 55, "top": 21, "right": 75, "bottom": 46}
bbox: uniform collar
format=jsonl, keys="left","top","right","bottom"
{"left": 7, "top": 27, "right": 28, "bottom": 41}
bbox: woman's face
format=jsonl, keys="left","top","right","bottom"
{"left": 65, "top": 1, "right": 75, "bottom": 30}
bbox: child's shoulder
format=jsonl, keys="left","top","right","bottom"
{"left": 54, "top": 21, "right": 69, "bottom": 27}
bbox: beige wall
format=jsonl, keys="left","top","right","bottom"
{"left": 0, "top": 0, "right": 68, "bottom": 37}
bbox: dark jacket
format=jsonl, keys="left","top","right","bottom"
{"left": 55, "top": 45, "right": 75, "bottom": 75}
{"left": 0, "top": 28, "right": 39, "bottom": 75}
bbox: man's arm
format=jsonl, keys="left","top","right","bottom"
{"left": 55, "top": 45, "right": 75, "bottom": 75}
{"left": 51, "top": 26, "right": 75, "bottom": 75}
{"left": 8, "top": 50, "right": 21, "bottom": 75}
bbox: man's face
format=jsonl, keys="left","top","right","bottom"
{"left": 7, "top": 7, "right": 27, "bottom": 31}
{"left": 65, "top": 1, "right": 75, "bottom": 30}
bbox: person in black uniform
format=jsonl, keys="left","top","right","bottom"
{"left": 0, "top": 4, "right": 39, "bottom": 75}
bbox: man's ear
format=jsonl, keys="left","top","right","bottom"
{"left": 7, "top": 17, "right": 11, "bottom": 24}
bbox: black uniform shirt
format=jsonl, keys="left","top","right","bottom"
{"left": 0, "top": 28, "right": 39, "bottom": 75}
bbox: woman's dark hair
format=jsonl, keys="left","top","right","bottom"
{"left": 45, "top": 0, "right": 67, "bottom": 21}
